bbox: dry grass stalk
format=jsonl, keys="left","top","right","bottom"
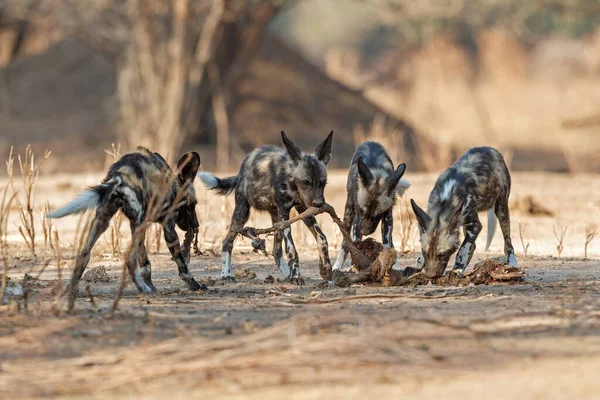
{"left": 74, "top": 211, "right": 95, "bottom": 258}
{"left": 395, "top": 196, "right": 416, "bottom": 254}
{"left": 0, "top": 182, "right": 16, "bottom": 301}
{"left": 40, "top": 201, "right": 54, "bottom": 256}
{"left": 7, "top": 145, "right": 51, "bottom": 256}
{"left": 553, "top": 225, "right": 568, "bottom": 257}
{"left": 153, "top": 223, "right": 162, "bottom": 254}
{"left": 518, "top": 220, "right": 530, "bottom": 258}
{"left": 52, "top": 228, "right": 63, "bottom": 310}
{"left": 103, "top": 143, "right": 125, "bottom": 257}
{"left": 103, "top": 142, "right": 122, "bottom": 168}
{"left": 584, "top": 224, "right": 597, "bottom": 260}
{"left": 109, "top": 211, "right": 125, "bottom": 257}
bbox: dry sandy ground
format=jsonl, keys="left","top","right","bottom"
{"left": 1, "top": 170, "right": 600, "bottom": 399}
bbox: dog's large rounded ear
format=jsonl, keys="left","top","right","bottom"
{"left": 387, "top": 163, "right": 406, "bottom": 192}
{"left": 315, "top": 130, "right": 333, "bottom": 164}
{"left": 177, "top": 152, "right": 201, "bottom": 182}
{"left": 410, "top": 199, "right": 431, "bottom": 233}
{"left": 281, "top": 131, "right": 302, "bottom": 163}
{"left": 357, "top": 157, "right": 374, "bottom": 187}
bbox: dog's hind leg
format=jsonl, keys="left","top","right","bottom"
{"left": 270, "top": 211, "right": 290, "bottom": 278}
{"left": 221, "top": 192, "right": 250, "bottom": 282}
{"left": 296, "top": 204, "right": 332, "bottom": 281}
{"left": 127, "top": 220, "right": 157, "bottom": 293}
{"left": 68, "top": 203, "right": 117, "bottom": 311}
{"left": 495, "top": 196, "right": 518, "bottom": 267}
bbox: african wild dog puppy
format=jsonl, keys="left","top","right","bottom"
{"left": 198, "top": 131, "right": 334, "bottom": 284}
{"left": 47, "top": 147, "right": 206, "bottom": 306}
{"left": 333, "top": 142, "right": 410, "bottom": 271}
{"left": 410, "top": 146, "right": 517, "bottom": 278}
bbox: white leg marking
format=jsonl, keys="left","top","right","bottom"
{"left": 454, "top": 242, "right": 471, "bottom": 268}
{"left": 277, "top": 255, "right": 291, "bottom": 277}
{"left": 333, "top": 245, "right": 347, "bottom": 271}
{"left": 392, "top": 257, "right": 402, "bottom": 271}
{"left": 508, "top": 253, "right": 518, "bottom": 267}
{"left": 134, "top": 269, "right": 152, "bottom": 293}
{"left": 414, "top": 252, "right": 424, "bottom": 270}
{"left": 283, "top": 228, "right": 293, "bottom": 254}
{"left": 221, "top": 251, "right": 232, "bottom": 278}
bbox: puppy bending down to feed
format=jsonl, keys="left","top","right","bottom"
{"left": 199, "top": 131, "right": 334, "bottom": 284}
{"left": 47, "top": 147, "right": 207, "bottom": 308}
{"left": 333, "top": 141, "right": 410, "bottom": 271}
{"left": 410, "top": 146, "right": 517, "bottom": 278}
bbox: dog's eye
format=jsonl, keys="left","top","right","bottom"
{"left": 301, "top": 179, "right": 311, "bottom": 186}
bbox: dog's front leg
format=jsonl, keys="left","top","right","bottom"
{"left": 279, "top": 207, "right": 303, "bottom": 285}
{"left": 381, "top": 209, "right": 402, "bottom": 270}
{"left": 333, "top": 192, "right": 355, "bottom": 272}
{"left": 163, "top": 218, "right": 206, "bottom": 291}
{"left": 296, "top": 204, "right": 331, "bottom": 281}
{"left": 451, "top": 210, "right": 482, "bottom": 275}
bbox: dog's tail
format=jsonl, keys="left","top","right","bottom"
{"left": 485, "top": 208, "right": 497, "bottom": 251}
{"left": 46, "top": 177, "right": 122, "bottom": 219}
{"left": 395, "top": 178, "right": 411, "bottom": 198}
{"left": 197, "top": 171, "right": 238, "bottom": 196}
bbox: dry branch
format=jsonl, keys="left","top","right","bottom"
{"left": 236, "top": 202, "right": 373, "bottom": 271}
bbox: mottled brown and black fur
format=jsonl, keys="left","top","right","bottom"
{"left": 48, "top": 147, "right": 206, "bottom": 308}
{"left": 410, "top": 146, "right": 517, "bottom": 278}
{"left": 333, "top": 142, "right": 409, "bottom": 271}
{"left": 199, "top": 131, "right": 334, "bottom": 283}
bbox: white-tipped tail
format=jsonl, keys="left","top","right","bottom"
{"left": 46, "top": 190, "right": 99, "bottom": 219}
{"left": 396, "top": 178, "right": 411, "bottom": 197}
{"left": 197, "top": 171, "right": 218, "bottom": 189}
{"left": 485, "top": 208, "right": 497, "bottom": 251}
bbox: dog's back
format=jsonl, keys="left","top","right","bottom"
{"left": 48, "top": 147, "right": 179, "bottom": 221}
{"left": 428, "top": 146, "right": 510, "bottom": 214}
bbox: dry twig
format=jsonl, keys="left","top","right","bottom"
{"left": 553, "top": 225, "right": 568, "bottom": 257}
{"left": 584, "top": 224, "right": 597, "bottom": 260}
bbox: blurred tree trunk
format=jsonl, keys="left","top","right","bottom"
{"left": 117, "top": 0, "right": 281, "bottom": 164}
